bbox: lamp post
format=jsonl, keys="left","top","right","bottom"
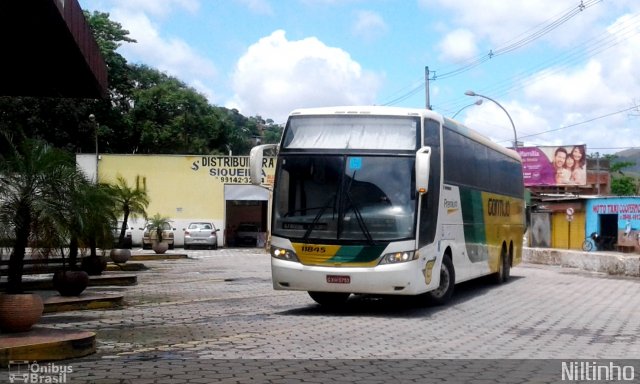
{"left": 464, "top": 90, "right": 518, "bottom": 148}
{"left": 452, "top": 99, "right": 483, "bottom": 119}
{"left": 89, "top": 114, "right": 98, "bottom": 183}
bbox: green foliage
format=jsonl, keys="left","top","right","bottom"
{"left": 611, "top": 176, "right": 637, "bottom": 196}
{"left": 610, "top": 160, "right": 636, "bottom": 174}
{"left": 0, "top": 133, "right": 87, "bottom": 293}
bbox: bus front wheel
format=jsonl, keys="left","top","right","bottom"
{"left": 425, "top": 255, "right": 455, "bottom": 305}
{"left": 308, "top": 291, "right": 350, "bottom": 307}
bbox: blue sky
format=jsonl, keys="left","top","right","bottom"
{"left": 79, "top": 0, "right": 640, "bottom": 154}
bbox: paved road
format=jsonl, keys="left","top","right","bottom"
{"left": 11, "top": 248, "right": 640, "bottom": 383}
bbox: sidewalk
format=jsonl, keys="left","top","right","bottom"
{"left": 523, "top": 246, "right": 640, "bottom": 276}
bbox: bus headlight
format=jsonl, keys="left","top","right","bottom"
{"left": 379, "top": 251, "right": 416, "bottom": 265}
{"left": 271, "top": 246, "right": 299, "bottom": 262}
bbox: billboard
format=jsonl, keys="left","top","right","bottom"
{"left": 516, "top": 145, "right": 587, "bottom": 187}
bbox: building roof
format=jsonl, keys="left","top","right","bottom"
{"left": 0, "top": 0, "right": 107, "bottom": 99}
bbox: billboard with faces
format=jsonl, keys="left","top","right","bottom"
{"left": 516, "top": 145, "right": 587, "bottom": 187}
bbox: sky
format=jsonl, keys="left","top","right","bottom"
{"left": 79, "top": 0, "right": 640, "bottom": 154}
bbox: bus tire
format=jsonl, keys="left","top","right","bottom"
{"left": 493, "top": 246, "right": 510, "bottom": 284}
{"left": 308, "top": 291, "right": 350, "bottom": 306}
{"left": 425, "top": 255, "right": 455, "bottom": 305}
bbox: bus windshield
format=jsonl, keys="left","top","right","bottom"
{"left": 272, "top": 155, "right": 416, "bottom": 242}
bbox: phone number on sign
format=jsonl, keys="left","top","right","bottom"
{"left": 218, "top": 176, "right": 250, "bottom": 183}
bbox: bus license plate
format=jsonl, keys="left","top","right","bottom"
{"left": 326, "top": 275, "right": 350, "bottom": 284}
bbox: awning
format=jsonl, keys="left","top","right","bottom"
{"left": 224, "top": 185, "right": 270, "bottom": 201}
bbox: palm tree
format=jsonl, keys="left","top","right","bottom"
{"left": 0, "top": 137, "right": 83, "bottom": 293}
{"left": 65, "top": 181, "right": 117, "bottom": 266}
{"left": 148, "top": 213, "right": 171, "bottom": 243}
{"left": 109, "top": 175, "right": 149, "bottom": 248}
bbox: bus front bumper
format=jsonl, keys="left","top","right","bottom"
{"left": 271, "top": 258, "right": 427, "bottom": 295}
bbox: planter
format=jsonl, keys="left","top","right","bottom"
{"left": 81, "top": 255, "right": 107, "bottom": 276}
{"left": 110, "top": 248, "right": 132, "bottom": 264}
{"left": 52, "top": 270, "right": 90, "bottom": 296}
{"left": 0, "top": 293, "right": 44, "bottom": 332}
{"left": 152, "top": 240, "right": 169, "bottom": 254}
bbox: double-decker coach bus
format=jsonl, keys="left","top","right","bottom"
{"left": 250, "top": 106, "right": 524, "bottom": 306}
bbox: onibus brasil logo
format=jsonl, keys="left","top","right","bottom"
{"left": 8, "top": 361, "right": 72, "bottom": 383}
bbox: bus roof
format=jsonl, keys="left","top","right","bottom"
{"left": 289, "top": 105, "right": 434, "bottom": 118}
{"left": 288, "top": 106, "right": 521, "bottom": 162}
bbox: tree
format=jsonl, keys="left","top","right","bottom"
{"left": 127, "top": 65, "right": 225, "bottom": 154}
{"left": 108, "top": 175, "right": 149, "bottom": 248}
{"left": 609, "top": 157, "right": 637, "bottom": 196}
{"left": 0, "top": 135, "right": 84, "bottom": 293}
{"left": 611, "top": 177, "right": 637, "bottom": 196}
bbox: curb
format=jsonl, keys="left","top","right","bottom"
{"left": 7, "top": 274, "right": 138, "bottom": 291}
{"left": 130, "top": 253, "right": 189, "bottom": 261}
{"left": 43, "top": 293, "right": 124, "bottom": 313}
{"left": 0, "top": 328, "right": 96, "bottom": 367}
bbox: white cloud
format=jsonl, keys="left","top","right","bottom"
{"left": 437, "top": 29, "right": 478, "bottom": 62}
{"left": 352, "top": 10, "right": 388, "bottom": 42}
{"left": 228, "top": 30, "right": 383, "bottom": 123}
{"left": 109, "top": 7, "right": 218, "bottom": 101}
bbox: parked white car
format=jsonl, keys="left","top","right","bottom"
{"left": 142, "top": 222, "right": 175, "bottom": 250}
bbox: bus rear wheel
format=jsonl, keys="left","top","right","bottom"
{"left": 308, "top": 292, "right": 350, "bottom": 306}
{"left": 493, "top": 246, "right": 510, "bottom": 284}
{"left": 425, "top": 255, "right": 455, "bottom": 305}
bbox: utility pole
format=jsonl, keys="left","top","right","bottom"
{"left": 596, "top": 152, "right": 600, "bottom": 195}
{"left": 425, "top": 66, "right": 431, "bottom": 110}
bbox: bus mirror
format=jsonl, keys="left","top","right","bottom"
{"left": 416, "top": 146, "right": 431, "bottom": 194}
{"left": 249, "top": 144, "right": 278, "bottom": 185}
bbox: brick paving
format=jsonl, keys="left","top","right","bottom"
{"left": 4, "top": 247, "right": 640, "bottom": 383}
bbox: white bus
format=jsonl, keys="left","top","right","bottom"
{"left": 250, "top": 106, "right": 524, "bottom": 306}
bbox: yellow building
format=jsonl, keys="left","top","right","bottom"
{"left": 77, "top": 154, "right": 275, "bottom": 247}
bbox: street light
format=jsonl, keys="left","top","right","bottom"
{"left": 452, "top": 99, "right": 483, "bottom": 119}
{"left": 464, "top": 90, "right": 518, "bottom": 148}
{"left": 89, "top": 114, "right": 98, "bottom": 183}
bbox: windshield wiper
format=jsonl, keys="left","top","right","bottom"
{"left": 344, "top": 190, "right": 374, "bottom": 245}
{"left": 303, "top": 193, "right": 336, "bottom": 241}
{"left": 341, "top": 170, "right": 374, "bottom": 245}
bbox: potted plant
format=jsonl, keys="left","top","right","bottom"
{"left": 58, "top": 181, "right": 115, "bottom": 285}
{"left": 107, "top": 175, "right": 149, "bottom": 263}
{"left": 0, "top": 137, "right": 83, "bottom": 331}
{"left": 148, "top": 213, "right": 172, "bottom": 254}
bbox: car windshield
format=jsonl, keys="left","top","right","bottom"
{"left": 147, "top": 223, "right": 172, "bottom": 230}
{"left": 189, "top": 223, "right": 212, "bottom": 230}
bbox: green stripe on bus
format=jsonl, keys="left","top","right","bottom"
{"left": 460, "top": 187, "right": 486, "bottom": 242}
{"left": 327, "top": 245, "right": 387, "bottom": 263}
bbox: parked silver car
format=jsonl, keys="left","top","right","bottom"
{"left": 184, "top": 222, "right": 219, "bottom": 250}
